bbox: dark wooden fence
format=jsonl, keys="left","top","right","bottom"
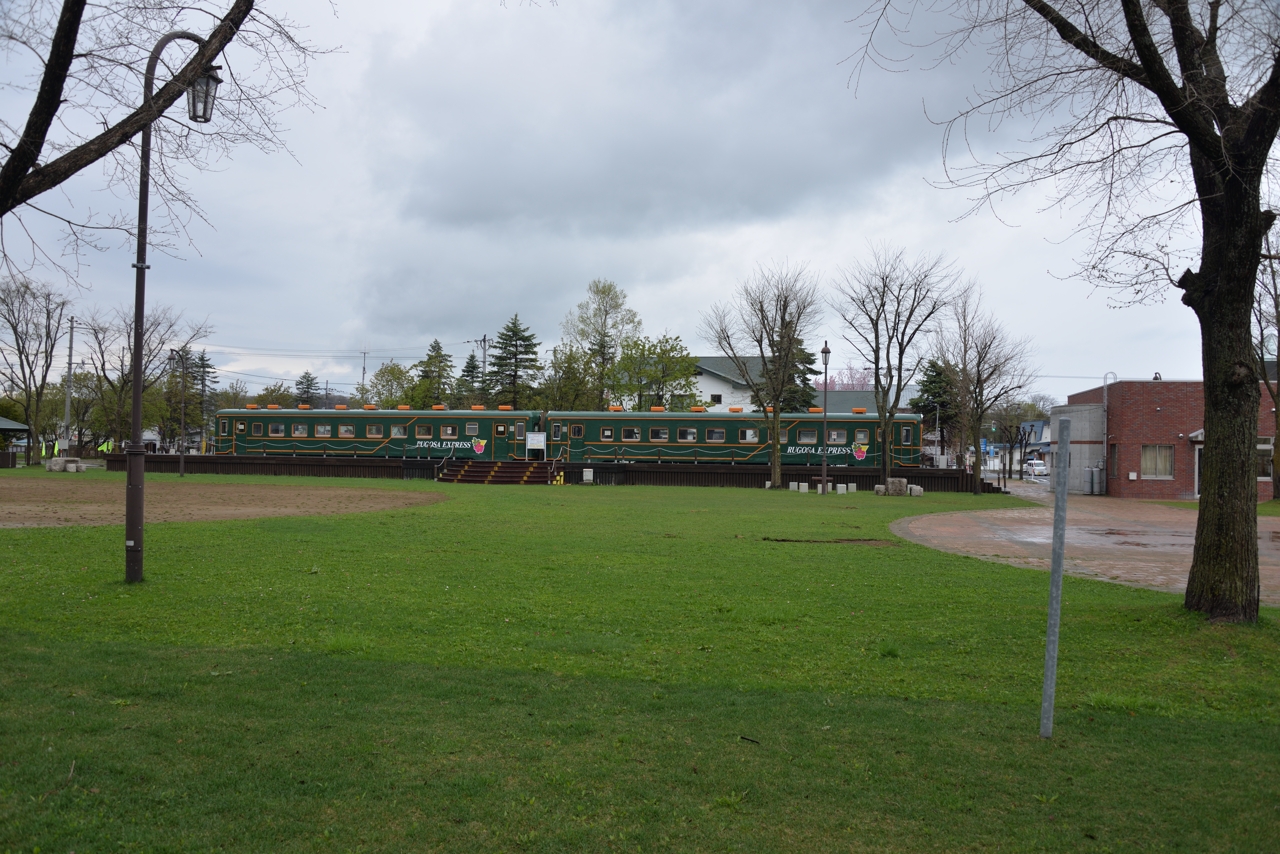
{"left": 103, "top": 454, "right": 993, "bottom": 492}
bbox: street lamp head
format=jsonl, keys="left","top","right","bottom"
{"left": 820, "top": 341, "right": 831, "bottom": 367}
{"left": 187, "top": 66, "right": 222, "bottom": 124}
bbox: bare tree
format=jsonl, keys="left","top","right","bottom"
{"left": 82, "top": 304, "right": 210, "bottom": 443}
{"left": 0, "top": 276, "right": 72, "bottom": 462}
{"left": 0, "top": 0, "right": 322, "bottom": 278}
{"left": 937, "top": 287, "right": 1036, "bottom": 495}
{"left": 833, "top": 246, "right": 956, "bottom": 485}
{"left": 850, "top": 2, "right": 1280, "bottom": 620}
{"left": 701, "top": 262, "right": 823, "bottom": 488}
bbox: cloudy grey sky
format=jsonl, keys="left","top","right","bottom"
{"left": 40, "top": 0, "right": 1203, "bottom": 401}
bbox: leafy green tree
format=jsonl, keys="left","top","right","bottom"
{"left": 294, "top": 370, "right": 321, "bottom": 407}
{"left": 487, "top": 315, "right": 542, "bottom": 410}
{"left": 910, "top": 359, "right": 962, "bottom": 467}
{"left": 357, "top": 362, "right": 413, "bottom": 409}
{"left": 536, "top": 344, "right": 596, "bottom": 411}
{"left": 452, "top": 353, "right": 487, "bottom": 409}
{"left": 254, "top": 381, "right": 295, "bottom": 408}
{"left": 611, "top": 334, "right": 701, "bottom": 411}
{"left": 213, "top": 379, "right": 250, "bottom": 412}
{"left": 562, "top": 279, "right": 642, "bottom": 409}
{"left": 410, "top": 340, "right": 455, "bottom": 408}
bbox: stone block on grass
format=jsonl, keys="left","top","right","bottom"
{"left": 886, "top": 477, "right": 908, "bottom": 496}
{"left": 874, "top": 484, "right": 886, "bottom": 496}
{"left": 908, "top": 484, "right": 924, "bottom": 497}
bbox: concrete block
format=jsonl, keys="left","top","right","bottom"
{"left": 836, "top": 483, "right": 847, "bottom": 495}
{"left": 886, "top": 477, "right": 908, "bottom": 497}
{"left": 874, "top": 485, "right": 886, "bottom": 496}
{"left": 764, "top": 481, "right": 771, "bottom": 490}
{"left": 789, "top": 482, "right": 798, "bottom": 491}
{"left": 798, "top": 483, "right": 809, "bottom": 493}
{"left": 908, "top": 484, "right": 924, "bottom": 497}
{"left": 582, "top": 468, "right": 594, "bottom": 484}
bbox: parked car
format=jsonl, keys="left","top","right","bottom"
{"left": 1023, "top": 460, "right": 1048, "bottom": 477}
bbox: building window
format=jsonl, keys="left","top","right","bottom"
{"left": 677, "top": 427, "right": 697, "bottom": 442}
{"left": 391, "top": 424, "right": 407, "bottom": 438}
{"left": 441, "top": 424, "right": 458, "bottom": 439}
{"left": 622, "top": 427, "right": 640, "bottom": 441}
{"left": 292, "top": 423, "right": 308, "bottom": 438}
{"left": 739, "top": 428, "right": 759, "bottom": 444}
{"left": 316, "top": 424, "right": 333, "bottom": 438}
{"left": 707, "top": 428, "right": 726, "bottom": 443}
{"left": 251, "top": 423, "right": 263, "bottom": 437}
{"left": 1258, "top": 439, "right": 1274, "bottom": 480}
{"left": 710, "top": 394, "right": 723, "bottom": 404}
{"left": 415, "top": 424, "right": 433, "bottom": 439}
{"left": 1108, "top": 443, "right": 1118, "bottom": 478}
{"left": 465, "top": 422, "right": 480, "bottom": 436}
{"left": 600, "top": 426, "right": 614, "bottom": 441}
{"left": 828, "top": 429, "right": 847, "bottom": 444}
{"left": 650, "top": 427, "right": 669, "bottom": 442}
{"left": 366, "top": 424, "right": 384, "bottom": 439}
{"left": 797, "top": 429, "right": 817, "bottom": 445}
{"left": 339, "top": 424, "right": 355, "bottom": 438}
{"left": 269, "top": 423, "right": 285, "bottom": 437}
{"left": 570, "top": 424, "right": 584, "bottom": 439}
{"left": 1140, "top": 444, "right": 1173, "bottom": 479}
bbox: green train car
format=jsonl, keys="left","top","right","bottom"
{"left": 213, "top": 406, "right": 540, "bottom": 460}
{"left": 544, "top": 409, "right": 921, "bottom": 467}
{"left": 213, "top": 405, "right": 922, "bottom": 467}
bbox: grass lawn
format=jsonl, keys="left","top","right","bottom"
{"left": 1151, "top": 497, "right": 1280, "bottom": 515}
{"left": 2, "top": 468, "right": 1277, "bottom": 852}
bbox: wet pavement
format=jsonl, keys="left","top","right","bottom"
{"left": 891, "top": 479, "right": 1280, "bottom": 604}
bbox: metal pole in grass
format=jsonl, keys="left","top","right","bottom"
{"left": 821, "top": 341, "right": 830, "bottom": 494}
{"left": 1040, "top": 416, "right": 1071, "bottom": 738}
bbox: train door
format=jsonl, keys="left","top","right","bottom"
{"left": 549, "top": 419, "right": 566, "bottom": 461}
{"left": 568, "top": 421, "right": 585, "bottom": 462}
{"left": 490, "top": 417, "right": 511, "bottom": 460}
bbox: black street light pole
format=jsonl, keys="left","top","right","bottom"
{"left": 125, "top": 32, "right": 222, "bottom": 583}
{"left": 820, "top": 341, "right": 831, "bottom": 495}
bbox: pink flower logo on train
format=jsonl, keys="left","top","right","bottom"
{"left": 853, "top": 444, "right": 867, "bottom": 461}
{"left": 472, "top": 439, "right": 487, "bottom": 453}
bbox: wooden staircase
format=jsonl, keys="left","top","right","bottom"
{"left": 436, "top": 459, "right": 556, "bottom": 485}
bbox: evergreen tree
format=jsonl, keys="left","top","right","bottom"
{"left": 452, "top": 352, "right": 487, "bottom": 409}
{"left": 753, "top": 342, "right": 819, "bottom": 412}
{"left": 295, "top": 370, "right": 321, "bottom": 407}
{"left": 410, "top": 340, "right": 455, "bottom": 408}
{"left": 192, "top": 349, "right": 220, "bottom": 440}
{"left": 909, "top": 358, "right": 961, "bottom": 466}
{"left": 486, "top": 314, "right": 542, "bottom": 410}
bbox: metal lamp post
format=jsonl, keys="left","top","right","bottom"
{"left": 820, "top": 341, "right": 831, "bottom": 495}
{"left": 125, "top": 32, "right": 222, "bottom": 583}
{"left": 169, "top": 349, "right": 187, "bottom": 477}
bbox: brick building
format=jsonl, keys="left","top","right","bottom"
{"left": 1049, "top": 379, "right": 1276, "bottom": 500}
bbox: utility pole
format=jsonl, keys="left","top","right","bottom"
{"left": 480, "top": 334, "right": 489, "bottom": 377}
{"left": 324, "top": 380, "right": 331, "bottom": 409}
{"left": 361, "top": 350, "right": 368, "bottom": 389}
{"left": 63, "top": 316, "right": 75, "bottom": 456}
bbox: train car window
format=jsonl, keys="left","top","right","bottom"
{"left": 570, "top": 424, "right": 584, "bottom": 439}
{"left": 219, "top": 419, "right": 229, "bottom": 436}
{"left": 391, "top": 424, "right": 407, "bottom": 438}
{"left": 415, "top": 424, "right": 433, "bottom": 439}
{"left": 622, "top": 427, "right": 640, "bottom": 442}
{"left": 677, "top": 427, "right": 697, "bottom": 442}
{"left": 367, "top": 424, "right": 385, "bottom": 439}
{"left": 901, "top": 426, "right": 912, "bottom": 445}
{"left": 316, "top": 424, "right": 333, "bottom": 438}
{"left": 778, "top": 429, "right": 788, "bottom": 443}
{"left": 600, "top": 426, "right": 614, "bottom": 441}
{"left": 495, "top": 424, "right": 508, "bottom": 437}
{"left": 515, "top": 423, "right": 526, "bottom": 440}
{"left": 552, "top": 423, "right": 563, "bottom": 440}
{"left": 269, "top": 423, "right": 285, "bottom": 438}
{"left": 465, "top": 422, "right": 480, "bottom": 436}
{"left": 877, "top": 428, "right": 883, "bottom": 441}
{"left": 739, "top": 428, "right": 759, "bottom": 444}
{"left": 650, "top": 427, "right": 669, "bottom": 442}
{"left": 292, "top": 424, "right": 308, "bottom": 438}
{"left": 797, "top": 429, "right": 817, "bottom": 444}
{"left": 235, "top": 420, "right": 246, "bottom": 434}
{"left": 339, "top": 424, "right": 355, "bottom": 438}
{"left": 250, "top": 423, "right": 263, "bottom": 437}
{"left": 855, "top": 429, "right": 869, "bottom": 444}
{"left": 707, "top": 428, "right": 726, "bottom": 442}
{"left": 442, "top": 424, "right": 458, "bottom": 439}
{"left": 710, "top": 394, "right": 722, "bottom": 404}
{"left": 828, "top": 429, "right": 847, "bottom": 444}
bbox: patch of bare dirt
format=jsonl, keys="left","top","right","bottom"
{"left": 0, "top": 475, "right": 447, "bottom": 527}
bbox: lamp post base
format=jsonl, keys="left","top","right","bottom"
{"left": 124, "top": 443, "right": 145, "bottom": 583}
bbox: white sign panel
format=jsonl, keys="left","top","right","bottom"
{"left": 526, "top": 431, "right": 547, "bottom": 451}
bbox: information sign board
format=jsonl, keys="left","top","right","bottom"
{"left": 526, "top": 431, "right": 547, "bottom": 451}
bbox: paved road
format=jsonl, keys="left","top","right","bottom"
{"left": 891, "top": 480, "right": 1280, "bottom": 605}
